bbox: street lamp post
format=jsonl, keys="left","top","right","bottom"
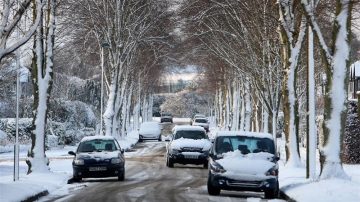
{"left": 100, "top": 41, "right": 109, "bottom": 135}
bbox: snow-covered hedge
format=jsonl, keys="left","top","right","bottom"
{"left": 343, "top": 100, "right": 360, "bottom": 164}
{"left": 0, "top": 100, "right": 98, "bottom": 147}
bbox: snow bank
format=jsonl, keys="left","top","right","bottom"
{"left": 280, "top": 163, "right": 360, "bottom": 202}
{"left": 0, "top": 172, "right": 69, "bottom": 202}
{"left": 117, "top": 130, "right": 139, "bottom": 151}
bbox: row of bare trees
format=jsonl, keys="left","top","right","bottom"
{"left": 1, "top": 0, "right": 174, "bottom": 173}
{"left": 179, "top": 0, "right": 359, "bottom": 180}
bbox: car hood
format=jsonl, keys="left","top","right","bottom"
{"left": 216, "top": 150, "right": 276, "bottom": 179}
{"left": 77, "top": 151, "right": 120, "bottom": 160}
{"left": 170, "top": 138, "right": 212, "bottom": 151}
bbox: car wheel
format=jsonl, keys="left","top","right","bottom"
{"left": 138, "top": 137, "right": 143, "bottom": 142}
{"left": 264, "top": 182, "right": 279, "bottom": 199}
{"left": 73, "top": 176, "right": 82, "bottom": 182}
{"left": 158, "top": 135, "right": 162, "bottom": 141}
{"left": 167, "top": 156, "right": 174, "bottom": 168}
{"left": 203, "top": 161, "right": 208, "bottom": 169}
{"left": 207, "top": 175, "right": 220, "bottom": 195}
{"left": 118, "top": 170, "right": 125, "bottom": 181}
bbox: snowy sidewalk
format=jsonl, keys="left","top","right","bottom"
{"left": 279, "top": 163, "right": 360, "bottom": 202}
{"left": 0, "top": 172, "right": 70, "bottom": 202}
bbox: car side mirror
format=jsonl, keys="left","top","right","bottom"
{"left": 121, "top": 149, "right": 125, "bottom": 154}
{"left": 68, "top": 151, "right": 76, "bottom": 156}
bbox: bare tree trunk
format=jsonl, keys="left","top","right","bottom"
{"left": 26, "top": 0, "right": 55, "bottom": 174}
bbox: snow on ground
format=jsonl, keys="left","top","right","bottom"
{"left": 279, "top": 162, "right": 360, "bottom": 202}
{"left": 0, "top": 129, "right": 140, "bottom": 202}
{"left": 278, "top": 144, "right": 360, "bottom": 202}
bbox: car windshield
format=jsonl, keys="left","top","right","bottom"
{"left": 77, "top": 139, "right": 119, "bottom": 152}
{"left": 215, "top": 136, "right": 275, "bottom": 155}
{"left": 195, "top": 119, "right": 207, "bottom": 123}
{"left": 174, "top": 130, "right": 206, "bottom": 140}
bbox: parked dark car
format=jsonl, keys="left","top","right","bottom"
{"left": 207, "top": 131, "right": 279, "bottom": 199}
{"left": 68, "top": 136, "right": 125, "bottom": 181}
{"left": 160, "top": 112, "right": 173, "bottom": 123}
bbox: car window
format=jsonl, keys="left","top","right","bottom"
{"left": 77, "top": 139, "right": 119, "bottom": 152}
{"left": 215, "top": 136, "right": 275, "bottom": 154}
{"left": 195, "top": 119, "right": 207, "bottom": 123}
{"left": 174, "top": 130, "right": 206, "bottom": 140}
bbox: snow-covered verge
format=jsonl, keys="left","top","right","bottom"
{"left": 117, "top": 130, "right": 139, "bottom": 151}
{"left": 0, "top": 129, "right": 139, "bottom": 202}
{"left": 278, "top": 138, "right": 360, "bottom": 202}
{"left": 279, "top": 163, "right": 360, "bottom": 202}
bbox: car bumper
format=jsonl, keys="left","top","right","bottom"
{"left": 72, "top": 163, "right": 124, "bottom": 178}
{"left": 169, "top": 153, "right": 208, "bottom": 165}
{"left": 139, "top": 135, "right": 161, "bottom": 140}
{"left": 208, "top": 172, "right": 278, "bottom": 192}
{"left": 160, "top": 118, "right": 173, "bottom": 122}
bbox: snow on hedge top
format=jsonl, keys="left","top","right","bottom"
{"left": 81, "top": 135, "right": 116, "bottom": 142}
{"left": 216, "top": 131, "right": 273, "bottom": 139}
{"left": 172, "top": 125, "right": 205, "bottom": 133}
{"left": 217, "top": 150, "right": 276, "bottom": 180}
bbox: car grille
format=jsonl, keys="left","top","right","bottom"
{"left": 85, "top": 158, "right": 110, "bottom": 165}
{"left": 181, "top": 147, "right": 203, "bottom": 152}
{"left": 226, "top": 179, "right": 262, "bottom": 188}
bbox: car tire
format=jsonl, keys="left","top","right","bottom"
{"left": 166, "top": 156, "right": 174, "bottom": 168}
{"left": 138, "top": 137, "right": 143, "bottom": 142}
{"left": 73, "top": 176, "right": 82, "bottom": 182}
{"left": 207, "top": 176, "right": 220, "bottom": 195}
{"left": 264, "top": 182, "right": 279, "bottom": 199}
{"left": 203, "top": 161, "right": 208, "bottom": 169}
{"left": 158, "top": 135, "right": 162, "bottom": 141}
{"left": 118, "top": 170, "right": 125, "bottom": 181}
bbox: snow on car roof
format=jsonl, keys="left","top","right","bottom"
{"left": 81, "top": 135, "right": 116, "bottom": 142}
{"left": 172, "top": 125, "right": 205, "bottom": 132}
{"left": 216, "top": 131, "right": 273, "bottom": 139}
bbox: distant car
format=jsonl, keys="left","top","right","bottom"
{"left": 207, "top": 131, "right": 279, "bottom": 199}
{"left": 166, "top": 125, "right": 212, "bottom": 168}
{"left": 139, "top": 121, "right": 162, "bottom": 142}
{"left": 68, "top": 136, "right": 125, "bottom": 182}
{"left": 190, "top": 114, "right": 206, "bottom": 125}
{"left": 192, "top": 118, "right": 210, "bottom": 132}
{"left": 160, "top": 112, "right": 173, "bottom": 123}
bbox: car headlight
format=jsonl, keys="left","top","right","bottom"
{"left": 202, "top": 150, "right": 210, "bottom": 155}
{"left": 210, "top": 159, "right": 226, "bottom": 173}
{"left": 266, "top": 167, "right": 278, "bottom": 176}
{"left": 111, "top": 158, "right": 122, "bottom": 164}
{"left": 171, "top": 149, "right": 180, "bottom": 154}
{"left": 74, "top": 159, "right": 84, "bottom": 165}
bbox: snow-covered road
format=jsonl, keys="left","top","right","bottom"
{"left": 39, "top": 140, "right": 284, "bottom": 202}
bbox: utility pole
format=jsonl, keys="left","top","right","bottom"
{"left": 100, "top": 41, "right": 109, "bottom": 135}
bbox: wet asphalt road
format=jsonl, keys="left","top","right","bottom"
{"left": 41, "top": 122, "right": 285, "bottom": 202}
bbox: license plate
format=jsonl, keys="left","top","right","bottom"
{"left": 89, "top": 167, "right": 107, "bottom": 171}
{"left": 184, "top": 155, "right": 198, "bottom": 159}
